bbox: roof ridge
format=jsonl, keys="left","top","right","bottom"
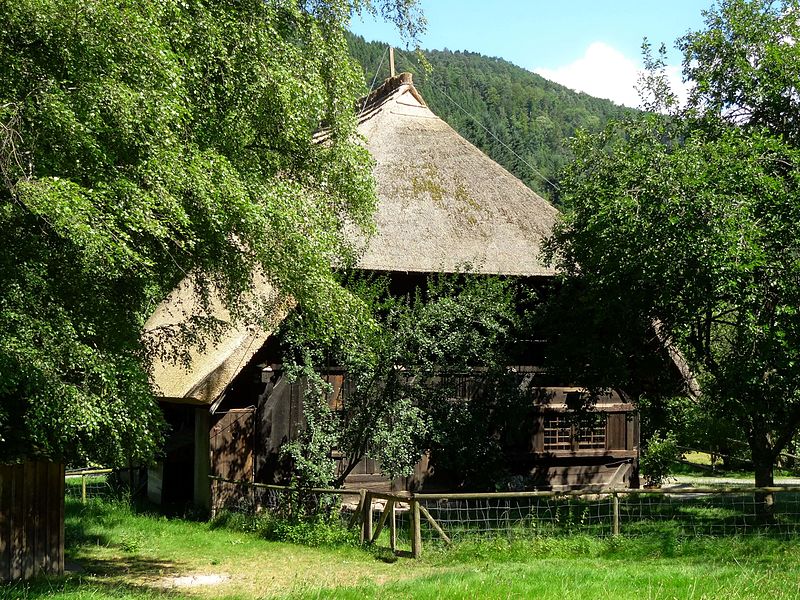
{"left": 357, "top": 72, "right": 425, "bottom": 114}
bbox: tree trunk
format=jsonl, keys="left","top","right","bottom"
{"left": 333, "top": 454, "right": 364, "bottom": 488}
{"left": 750, "top": 432, "right": 775, "bottom": 522}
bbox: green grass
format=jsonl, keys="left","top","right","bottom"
{"left": 4, "top": 497, "right": 800, "bottom": 599}
{"left": 669, "top": 451, "right": 799, "bottom": 479}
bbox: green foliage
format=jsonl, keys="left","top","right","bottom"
{"left": 212, "top": 509, "right": 358, "bottom": 548}
{"left": 640, "top": 430, "right": 680, "bottom": 487}
{"left": 347, "top": 34, "right": 633, "bottom": 203}
{"left": 547, "top": 0, "right": 800, "bottom": 486}
{"left": 639, "top": 394, "right": 750, "bottom": 470}
{"left": 680, "top": 0, "right": 800, "bottom": 143}
{"left": 280, "top": 273, "right": 527, "bottom": 488}
{"left": 0, "top": 0, "right": 421, "bottom": 465}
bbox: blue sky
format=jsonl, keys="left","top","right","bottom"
{"left": 351, "top": 1, "right": 717, "bottom": 107}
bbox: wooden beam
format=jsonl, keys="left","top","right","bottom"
{"left": 370, "top": 499, "right": 395, "bottom": 544}
{"left": 419, "top": 504, "right": 451, "bottom": 545}
{"left": 389, "top": 502, "right": 397, "bottom": 552}
{"left": 411, "top": 500, "right": 422, "bottom": 558}
{"left": 363, "top": 492, "right": 373, "bottom": 545}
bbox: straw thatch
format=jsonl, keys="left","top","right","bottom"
{"left": 143, "top": 274, "right": 284, "bottom": 405}
{"left": 352, "top": 72, "right": 558, "bottom": 276}
{"left": 147, "top": 73, "right": 559, "bottom": 403}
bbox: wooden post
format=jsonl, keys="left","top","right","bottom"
{"left": 354, "top": 490, "right": 367, "bottom": 544}
{"left": 363, "top": 492, "right": 373, "bottom": 545}
{"left": 389, "top": 46, "right": 396, "bottom": 77}
{"left": 81, "top": 473, "right": 87, "bottom": 504}
{"left": 411, "top": 498, "right": 422, "bottom": 558}
{"left": 193, "top": 408, "right": 211, "bottom": 511}
{"left": 612, "top": 492, "right": 620, "bottom": 536}
{"left": 371, "top": 499, "right": 395, "bottom": 543}
{"left": 210, "top": 477, "right": 217, "bottom": 519}
{"left": 389, "top": 501, "right": 397, "bottom": 552}
{"left": 419, "top": 505, "right": 451, "bottom": 545}
{"left": 351, "top": 489, "right": 366, "bottom": 533}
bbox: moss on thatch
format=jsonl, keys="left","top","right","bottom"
{"left": 355, "top": 73, "right": 559, "bottom": 276}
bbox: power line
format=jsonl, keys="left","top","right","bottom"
{"left": 394, "top": 49, "right": 560, "bottom": 194}
{"left": 358, "top": 45, "right": 389, "bottom": 118}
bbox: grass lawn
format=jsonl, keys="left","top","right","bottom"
{"left": 3, "top": 497, "right": 800, "bottom": 599}
{"left": 669, "top": 452, "right": 799, "bottom": 480}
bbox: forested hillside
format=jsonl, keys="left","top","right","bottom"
{"left": 348, "top": 35, "right": 634, "bottom": 203}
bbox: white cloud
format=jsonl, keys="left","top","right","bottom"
{"left": 534, "top": 42, "right": 689, "bottom": 109}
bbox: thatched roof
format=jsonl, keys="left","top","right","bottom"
{"left": 143, "top": 274, "right": 282, "bottom": 405}
{"left": 146, "top": 73, "right": 559, "bottom": 404}
{"left": 352, "top": 73, "right": 558, "bottom": 276}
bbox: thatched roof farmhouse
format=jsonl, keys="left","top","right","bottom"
{"left": 348, "top": 72, "right": 558, "bottom": 276}
{"left": 145, "top": 74, "right": 638, "bottom": 507}
{"left": 146, "top": 73, "right": 559, "bottom": 407}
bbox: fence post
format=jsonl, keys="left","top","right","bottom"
{"left": 612, "top": 492, "right": 620, "bottom": 536}
{"left": 411, "top": 498, "right": 422, "bottom": 558}
{"left": 363, "top": 492, "right": 373, "bottom": 545}
{"left": 210, "top": 478, "right": 217, "bottom": 519}
{"left": 351, "top": 489, "right": 366, "bottom": 533}
{"left": 81, "top": 473, "right": 87, "bottom": 504}
{"left": 389, "top": 501, "right": 397, "bottom": 552}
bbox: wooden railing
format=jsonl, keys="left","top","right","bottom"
{"left": 65, "top": 468, "right": 114, "bottom": 504}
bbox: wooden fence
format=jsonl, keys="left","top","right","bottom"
{"left": 65, "top": 468, "right": 114, "bottom": 503}
{"left": 210, "top": 476, "right": 800, "bottom": 559}
{"left": 0, "top": 461, "right": 65, "bottom": 581}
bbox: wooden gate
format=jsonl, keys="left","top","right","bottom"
{"left": 210, "top": 408, "right": 255, "bottom": 511}
{"left": 0, "top": 461, "right": 64, "bottom": 581}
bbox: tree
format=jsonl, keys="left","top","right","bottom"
{"left": 279, "top": 273, "right": 527, "bottom": 489}
{"left": 546, "top": 0, "right": 800, "bottom": 494}
{"left": 0, "top": 0, "right": 421, "bottom": 466}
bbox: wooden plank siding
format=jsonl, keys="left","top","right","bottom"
{"left": 0, "top": 461, "right": 64, "bottom": 581}
{"left": 210, "top": 408, "right": 256, "bottom": 512}
{"left": 251, "top": 372, "right": 639, "bottom": 491}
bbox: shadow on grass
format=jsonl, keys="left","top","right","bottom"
{"left": 53, "top": 498, "right": 200, "bottom": 599}
{"left": 11, "top": 553, "right": 200, "bottom": 600}
{"left": 2, "top": 573, "right": 192, "bottom": 600}
{"left": 68, "top": 553, "right": 184, "bottom": 580}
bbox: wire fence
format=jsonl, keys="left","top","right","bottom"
{"left": 211, "top": 476, "right": 363, "bottom": 525}
{"left": 209, "top": 478, "right": 800, "bottom": 557}
{"left": 65, "top": 468, "right": 145, "bottom": 503}
{"left": 405, "top": 494, "right": 616, "bottom": 541}
{"left": 406, "top": 489, "right": 800, "bottom": 542}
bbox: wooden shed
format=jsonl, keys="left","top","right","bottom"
{"left": 0, "top": 462, "right": 64, "bottom": 581}
{"left": 144, "top": 73, "right": 643, "bottom": 502}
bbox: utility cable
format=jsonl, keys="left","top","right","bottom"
{"left": 359, "top": 45, "right": 389, "bottom": 117}
{"left": 394, "top": 48, "right": 560, "bottom": 193}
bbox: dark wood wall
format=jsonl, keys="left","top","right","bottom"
{"left": 0, "top": 461, "right": 64, "bottom": 581}
{"left": 211, "top": 408, "right": 255, "bottom": 511}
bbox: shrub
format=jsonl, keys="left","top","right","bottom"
{"left": 211, "top": 510, "right": 358, "bottom": 548}
{"left": 641, "top": 430, "right": 680, "bottom": 487}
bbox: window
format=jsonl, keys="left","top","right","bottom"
{"left": 543, "top": 415, "right": 572, "bottom": 451}
{"left": 542, "top": 413, "right": 607, "bottom": 451}
{"left": 578, "top": 420, "right": 607, "bottom": 450}
{"left": 439, "top": 374, "right": 481, "bottom": 401}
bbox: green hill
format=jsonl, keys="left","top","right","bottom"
{"left": 347, "top": 35, "right": 635, "bottom": 203}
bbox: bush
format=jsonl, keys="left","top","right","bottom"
{"left": 211, "top": 510, "right": 358, "bottom": 548}
{"left": 641, "top": 430, "right": 680, "bottom": 487}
